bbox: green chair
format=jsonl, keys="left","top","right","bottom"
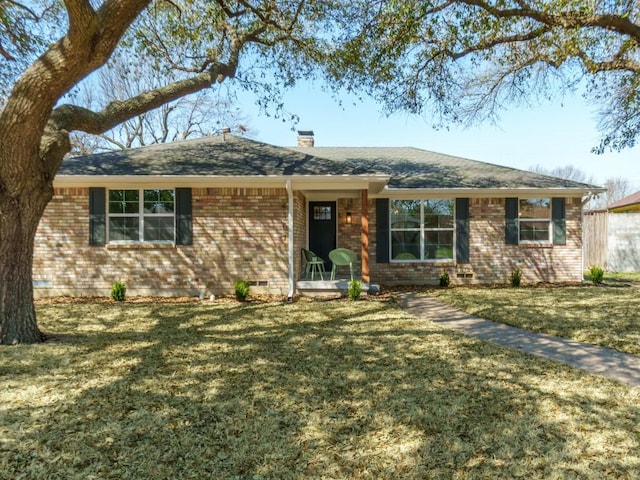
{"left": 329, "top": 248, "right": 357, "bottom": 281}
{"left": 302, "top": 248, "right": 325, "bottom": 280}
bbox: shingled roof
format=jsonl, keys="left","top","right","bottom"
{"left": 59, "top": 134, "right": 600, "bottom": 191}
{"left": 607, "top": 190, "right": 640, "bottom": 212}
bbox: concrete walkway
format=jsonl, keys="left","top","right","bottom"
{"left": 397, "top": 292, "right": 640, "bottom": 388}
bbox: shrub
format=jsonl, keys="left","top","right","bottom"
{"left": 510, "top": 268, "right": 522, "bottom": 288}
{"left": 234, "top": 280, "right": 250, "bottom": 301}
{"left": 589, "top": 265, "right": 605, "bottom": 285}
{"left": 439, "top": 270, "right": 450, "bottom": 288}
{"left": 348, "top": 280, "right": 362, "bottom": 300}
{"left": 111, "top": 281, "right": 126, "bottom": 301}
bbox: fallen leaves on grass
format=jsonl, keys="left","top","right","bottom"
{"left": 0, "top": 299, "right": 638, "bottom": 479}
{"left": 431, "top": 285, "right": 640, "bottom": 355}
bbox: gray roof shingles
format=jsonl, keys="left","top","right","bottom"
{"left": 59, "top": 134, "right": 599, "bottom": 191}
{"left": 607, "top": 190, "right": 640, "bottom": 210}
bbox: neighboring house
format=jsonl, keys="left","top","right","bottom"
{"left": 608, "top": 191, "right": 640, "bottom": 271}
{"left": 33, "top": 131, "right": 602, "bottom": 297}
{"left": 607, "top": 191, "right": 640, "bottom": 213}
{"left": 584, "top": 191, "right": 640, "bottom": 272}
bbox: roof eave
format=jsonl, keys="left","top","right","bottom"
{"left": 609, "top": 204, "right": 640, "bottom": 213}
{"left": 375, "top": 186, "right": 604, "bottom": 198}
{"left": 53, "top": 174, "right": 391, "bottom": 191}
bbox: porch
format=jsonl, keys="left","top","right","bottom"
{"left": 296, "top": 273, "right": 379, "bottom": 297}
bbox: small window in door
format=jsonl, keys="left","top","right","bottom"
{"left": 313, "top": 206, "right": 332, "bottom": 220}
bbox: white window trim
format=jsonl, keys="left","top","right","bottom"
{"left": 518, "top": 198, "right": 552, "bottom": 244}
{"left": 107, "top": 188, "right": 176, "bottom": 244}
{"left": 389, "top": 199, "right": 455, "bottom": 262}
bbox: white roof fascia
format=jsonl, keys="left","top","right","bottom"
{"left": 291, "top": 175, "right": 389, "bottom": 191}
{"left": 54, "top": 174, "right": 391, "bottom": 191}
{"left": 53, "top": 176, "right": 599, "bottom": 197}
{"left": 373, "top": 187, "right": 605, "bottom": 199}
{"left": 54, "top": 175, "right": 286, "bottom": 189}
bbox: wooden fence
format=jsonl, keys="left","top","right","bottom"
{"left": 583, "top": 210, "right": 608, "bottom": 269}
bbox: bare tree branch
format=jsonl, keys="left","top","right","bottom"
{"left": 49, "top": 61, "right": 236, "bottom": 136}
{"left": 460, "top": 0, "right": 640, "bottom": 42}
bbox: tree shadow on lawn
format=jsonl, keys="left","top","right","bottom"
{"left": 3, "top": 301, "right": 640, "bottom": 479}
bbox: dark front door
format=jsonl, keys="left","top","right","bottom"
{"left": 308, "top": 201, "right": 337, "bottom": 270}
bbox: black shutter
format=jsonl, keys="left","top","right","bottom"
{"left": 175, "top": 188, "right": 193, "bottom": 245}
{"left": 89, "top": 187, "right": 106, "bottom": 246}
{"left": 552, "top": 197, "right": 566, "bottom": 245}
{"left": 455, "top": 198, "right": 470, "bottom": 263}
{"left": 376, "top": 198, "right": 390, "bottom": 263}
{"left": 505, "top": 197, "right": 518, "bottom": 245}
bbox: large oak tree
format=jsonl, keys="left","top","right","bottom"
{"left": 0, "top": 0, "right": 336, "bottom": 344}
{"left": 1, "top": 0, "right": 639, "bottom": 344}
{"left": 332, "top": 0, "right": 640, "bottom": 153}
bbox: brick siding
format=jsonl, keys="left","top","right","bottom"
{"left": 366, "top": 197, "right": 583, "bottom": 285}
{"left": 34, "top": 189, "right": 585, "bottom": 297}
{"left": 34, "top": 187, "right": 294, "bottom": 297}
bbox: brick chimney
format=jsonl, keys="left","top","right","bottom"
{"left": 297, "top": 130, "right": 314, "bottom": 147}
{"left": 221, "top": 126, "right": 231, "bottom": 141}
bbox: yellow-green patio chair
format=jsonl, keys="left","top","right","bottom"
{"left": 302, "top": 248, "right": 326, "bottom": 280}
{"left": 329, "top": 248, "right": 357, "bottom": 281}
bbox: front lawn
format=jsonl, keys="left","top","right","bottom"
{"left": 431, "top": 285, "right": 640, "bottom": 355}
{"left": 1, "top": 298, "right": 639, "bottom": 479}
{"left": 603, "top": 271, "right": 640, "bottom": 284}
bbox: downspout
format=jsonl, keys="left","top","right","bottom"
{"left": 581, "top": 192, "right": 595, "bottom": 278}
{"left": 286, "top": 178, "right": 295, "bottom": 300}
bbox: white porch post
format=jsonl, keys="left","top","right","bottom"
{"left": 286, "top": 178, "right": 295, "bottom": 300}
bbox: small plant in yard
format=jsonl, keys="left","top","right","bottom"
{"left": 439, "top": 270, "right": 450, "bottom": 288}
{"left": 510, "top": 268, "right": 522, "bottom": 287}
{"left": 589, "top": 265, "right": 605, "bottom": 285}
{"left": 234, "top": 280, "right": 250, "bottom": 301}
{"left": 348, "top": 280, "right": 362, "bottom": 300}
{"left": 111, "top": 281, "right": 126, "bottom": 301}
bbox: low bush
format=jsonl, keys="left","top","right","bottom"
{"left": 589, "top": 265, "right": 605, "bottom": 285}
{"left": 510, "top": 268, "right": 522, "bottom": 288}
{"left": 234, "top": 280, "right": 250, "bottom": 301}
{"left": 439, "top": 270, "right": 450, "bottom": 288}
{"left": 348, "top": 280, "right": 362, "bottom": 300}
{"left": 111, "top": 281, "right": 126, "bottom": 301}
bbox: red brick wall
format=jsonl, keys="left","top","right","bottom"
{"left": 34, "top": 189, "right": 585, "bottom": 296}
{"left": 293, "top": 191, "right": 307, "bottom": 279}
{"left": 34, "top": 187, "right": 292, "bottom": 297}
{"left": 369, "top": 196, "right": 584, "bottom": 285}
{"left": 337, "top": 196, "right": 363, "bottom": 274}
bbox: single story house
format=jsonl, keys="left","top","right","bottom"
{"left": 33, "top": 131, "right": 602, "bottom": 297}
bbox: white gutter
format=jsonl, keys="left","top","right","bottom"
{"left": 53, "top": 174, "right": 389, "bottom": 190}
{"left": 376, "top": 187, "right": 607, "bottom": 198}
{"left": 581, "top": 191, "right": 598, "bottom": 278}
{"left": 286, "top": 178, "right": 295, "bottom": 300}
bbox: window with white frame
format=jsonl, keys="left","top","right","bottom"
{"left": 390, "top": 199, "right": 454, "bottom": 260}
{"left": 519, "top": 198, "right": 551, "bottom": 242}
{"left": 108, "top": 189, "right": 175, "bottom": 242}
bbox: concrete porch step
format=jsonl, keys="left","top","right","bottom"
{"left": 296, "top": 277, "right": 380, "bottom": 297}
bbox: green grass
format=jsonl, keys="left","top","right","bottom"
{"left": 1, "top": 298, "right": 639, "bottom": 479}
{"left": 431, "top": 285, "right": 640, "bottom": 355}
{"left": 603, "top": 271, "right": 640, "bottom": 284}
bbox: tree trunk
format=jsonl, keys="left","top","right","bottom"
{"left": 0, "top": 186, "right": 52, "bottom": 344}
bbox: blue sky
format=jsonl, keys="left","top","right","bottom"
{"left": 239, "top": 82, "right": 640, "bottom": 188}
